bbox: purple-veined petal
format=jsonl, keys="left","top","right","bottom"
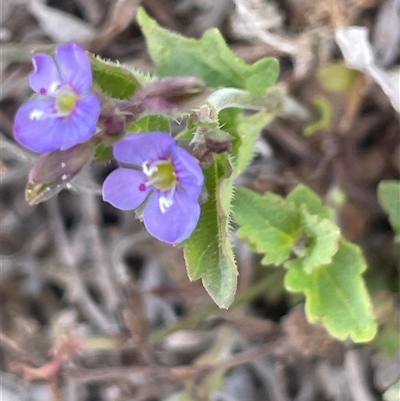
{"left": 102, "top": 168, "right": 150, "bottom": 210}
{"left": 143, "top": 188, "right": 201, "bottom": 244}
{"left": 13, "top": 98, "right": 66, "bottom": 153}
{"left": 29, "top": 54, "right": 61, "bottom": 95}
{"left": 56, "top": 42, "right": 92, "bottom": 93}
{"left": 172, "top": 146, "right": 204, "bottom": 200}
{"left": 114, "top": 132, "right": 176, "bottom": 166}
{"left": 57, "top": 93, "right": 100, "bottom": 150}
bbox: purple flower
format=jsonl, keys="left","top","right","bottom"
{"left": 102, "top": 132, "right": 204, "bottom": 244}
{"left": 14, "top": 42, "right": 100, "bottom": 153}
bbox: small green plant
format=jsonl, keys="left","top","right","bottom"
{"left": 14, "top": 7, "right": 381, "bottom": 343}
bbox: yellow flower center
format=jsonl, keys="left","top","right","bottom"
{"left": 56, "top": 88, "right": 78, "bottom": 115}
{"left": 146, "top": 160, "right": 176, "bottom": 190}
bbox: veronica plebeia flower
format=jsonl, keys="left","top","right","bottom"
{"left": 14, "top": 42, "right": 100, "bottom": 153}
{"left": 102, "top": 132, "right": 204, "bottom": 244}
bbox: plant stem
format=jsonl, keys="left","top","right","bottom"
{"left": 149, "top": 274, "right": 273, "bottom": 343}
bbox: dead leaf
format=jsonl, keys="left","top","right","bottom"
{"left": 335, "top": 26, "right": 400, "bottom": 112}
{"left": 373, "top": 0, "right": 400, "bottom": 67}
{"left": 28, "top": 0, "right": 96, "bottom": 44}
{"left": 90, "top": 0, "right": 141, "bottom": 52}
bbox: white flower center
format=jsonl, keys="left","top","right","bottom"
{"left": 141, "top": 159, "right": 178, "bottom": 214}
{"left": 49, "top": 81, "right": 60, "bottom": 94}
{"left": 29, "top": 110, "right": 45, "bottom": 120}
{"left": 159, "top": 196, "right": 174, "bottom": 213}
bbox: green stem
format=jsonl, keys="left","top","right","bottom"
{"left": 149, "top": 275, "right": 273, "bottom": 343}
{"left": 76, "top": 276, "right": 275, "bottom": 350}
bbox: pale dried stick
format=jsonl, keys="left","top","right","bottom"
{"left": 46, "top": 198, "right": 115, "bottom": 334}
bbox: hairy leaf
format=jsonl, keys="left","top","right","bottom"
{"left": 233, "top": 185, "right": 377, "bottom": 341}
{"left": 93, "top": 143, "right": 113, "bottom": 162}
{"left": 285, "top": 240, "right": 377, "bottom": 342}
{"left": 233, "top": 185, "right": 340, "bottom": 269}
{"left": 184, "top": 155, "right": 237, "bottom": 308}
{"left": 90, "top": 55, "right": 141, "bottom": 99}
{"left": 286, "top": 184, "right": 332, "bottom": 219}
{"left": 137, "top": 8, "right": 279, "bottom": 94}
{"left": 126, "top": 115, "right": 171, "bottom": 133}
{"left": 233, "top": 186, "right": 299, "bottom": 265}
{"left": 298, "top": 207, "right": 340, "bottom": 273}
{"left": 231, "top": 110, "right": 277, "bottom": 178}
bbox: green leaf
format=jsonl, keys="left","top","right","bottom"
{"left": 126, "top": 115, "right": 171, "bottom": 133}
{"left": 245, "top": 60, "right": 279, "bottom": 94}
{"left": 184, "top": 155, "right": 237, "bottom": 308}
{"left": 137, "top": 7, "right": 279, "bottom": 94}
{"left": 93, "top": 143, "right": 113, "bottom": 162}
{"left": 126, "top": 66, "right": 154, "bottom": 86}
{"left": 233, "top": 184, "right": 377, "bottom": 341}
{"left": 304, "top": 96, "right": 333, "bottom": 136}
{"left": 174, "top": 127, "right": 196, "bottom": 142}
{"left": 317, "top": 63, "right": 358, "bottom": 93}
{"left": 284, "top": 240, "right": 377, "bottom": 342}
{"left": 231, "top": 109, "right": 277, "bottom": 178}
{"left": 233, "top": 186, "right": 299, "bottom": 265}
{"left": 233, "top": 186, "right": 340, "bottom": 269}
{"left": 90, "top": 55, "right": 141, "bottom": 99}
{"left": 286, "top": 184, "right": 332, "bottom": 219}
{"left": 378, "top": 180, "right": 400, "bottom": 242}
{"left": 286, "top": 185, "right": 340, "bottom": 273}
{"left": 298, "top": 207, "right": 341, "bottom": 273}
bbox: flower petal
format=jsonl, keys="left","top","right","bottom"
{"left": 29, "top": 54, "right": 61, "bottom": 95}
{"left": 114, "top": 132, "right": 176, "bottom": 166}
{"left": 57, "top": 93, "right": 100, "bottom": 150}
{"left": 56, "top": 42, "right": 92, "bottom": 93}
{"left": 172, "top": 146, "right": 204, "bottom": 200}
{"left": 143, "top": 188, "right": 201, "bottom": 244}
{"left": 13, "top": 98, "right": 65, "bottom": 153}
{"left": 102, "top": 168, "right": 150, "bottom": 210}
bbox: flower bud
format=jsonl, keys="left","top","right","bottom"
{"left": 204, "top": 129, "right": 233, "bottom": 154}
{"left": 99, "top": 114, "right": 125, "bottom": 136}
{"left": 191, "top": 126, "right": 233, "bottom": 166}
{"left": 118, "top": 76, "right": 211, "bottom": 116}
{"left": 25, "top": 141, "right": 95, "bottom": 205}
